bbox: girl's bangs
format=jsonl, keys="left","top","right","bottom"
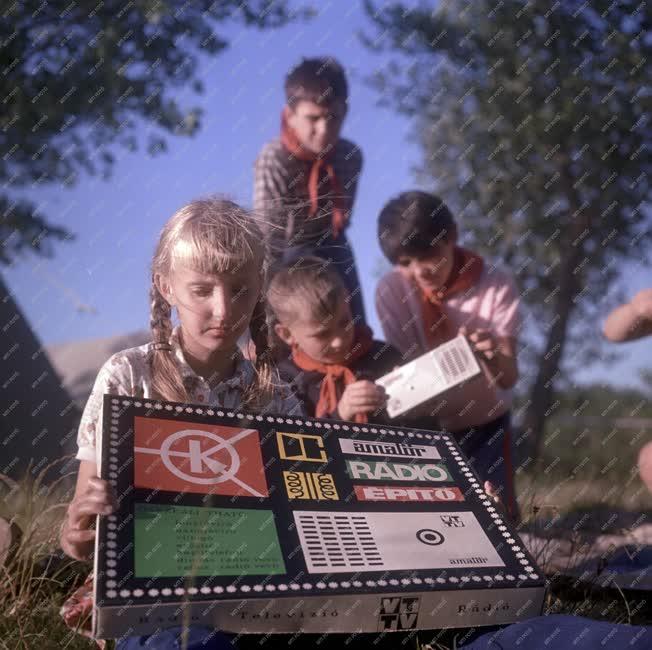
{"left": 170, "top": 218, "right": 262, "bottom": 276}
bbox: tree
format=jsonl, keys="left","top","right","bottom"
{"left": 0, "top": 0, "right": 308, "bottom": 265}
{"left": 362, "top": 0, "right": 651, "bottom": 457}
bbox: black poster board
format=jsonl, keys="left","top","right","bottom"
{"left": 93, "top": 395, "right": 544, "bottom": 638}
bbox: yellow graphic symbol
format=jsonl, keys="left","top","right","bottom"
{"left": 283, "top": 471, "right": 338, "bottom": 501}
{"left": 276, "top": 431, "right": 327, "bottom": 463}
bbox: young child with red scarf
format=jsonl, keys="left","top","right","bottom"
{"left": 253, "top": 56, "right": 366, "bottom": 327}
{"left": 266, "top": 257, "right": 402, "bottom": 424}
{"left": 375, "top": 191, "right": 522, "bottom": 519}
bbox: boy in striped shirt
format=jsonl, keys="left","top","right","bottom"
{"left": 253, "top": 56, "right": 366, "bottom": 327}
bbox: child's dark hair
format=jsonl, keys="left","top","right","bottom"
{"left": 284, "top": 57, "right": 348, "bottom": 108}
{"left": 267, "top": 256, "right": 347, "bottom": 326}
{"left": 377, "top": 191, "right": 456, "bottom": 264}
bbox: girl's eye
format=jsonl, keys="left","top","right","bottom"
{"left": 192, "top": 289, "right": 211, "bottom": 297}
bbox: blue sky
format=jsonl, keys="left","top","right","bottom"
{"left": 4, "top": 3, "right": 651, "bottom": 390}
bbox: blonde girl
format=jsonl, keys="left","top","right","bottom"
{"left": 59, "top": 198, "right": 303, "bottom": 647}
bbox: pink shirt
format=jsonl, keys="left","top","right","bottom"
{"left": 375, "top": 263, "right": 521, "bottom": 431}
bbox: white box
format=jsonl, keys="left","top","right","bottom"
{"left": 376, "top": 335, "right": 482, "bottom": 418}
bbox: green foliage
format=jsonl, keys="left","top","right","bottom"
{"left": 362, "top": 0, "right": 652, "bottom": 449}
{"left": 534, "top": 382, "right": 650, "bottom": 481}
{"left": 363, "top": 0, "right": 651, "bottom": 327}
{"left": 0, "top": 196, "right": 72, "bottom": 265}
{"left": 0, "top": 0, "right": 308, "bottom": 265}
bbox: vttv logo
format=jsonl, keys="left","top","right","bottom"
{"left": 133, "top": 416, "right": 268, "bottom": 497}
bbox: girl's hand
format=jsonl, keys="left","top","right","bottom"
{"left": 61, "top": 476, "right": 117, "bottom": 561}
{"left": 337, "top": 380, "right": 387, "bottom": 421}
{"left": 484, "top": 481, "right": 516, "bottom": 520}
{"left": 459, "top": 326, "right": 497, "bottom": 361}
{"left": 484, "top": 481, "right": 503, "bottom": 508}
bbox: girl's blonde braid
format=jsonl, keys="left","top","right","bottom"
{"left": 148, "top": 280, "right": 188, "bottom": 403}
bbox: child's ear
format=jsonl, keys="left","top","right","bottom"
{"left": 154, "top": 273, "right": 175, "bottom": 307}
{"left": 274, "top": 322, "right": 294, "bottom": 347}
{"left": 282, "top": 104, "right": 295, "bottom": 124}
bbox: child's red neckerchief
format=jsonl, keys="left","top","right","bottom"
{"left": 291, "top": 324, "right": 374, "bottom": 423}
{"left": 280, "top": 107, "right": 347, "bottom": 238}
{"left": 418, "top": 247, "right": 484, "bottom": 348}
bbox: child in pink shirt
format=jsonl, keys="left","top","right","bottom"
{"left": 375, "top": 191, "right": 521, "bottom": 518}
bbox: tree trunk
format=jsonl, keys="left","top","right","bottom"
{"left": 522, "top": 164, "right": 589, "bottom": 460}
{"left": 522, "top": 254, "right": 580, "bottom": 458}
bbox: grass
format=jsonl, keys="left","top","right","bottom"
{"left": 0, "top": 459, "right": 96, "bottom": 650}
{"left": 1, "top": 448, "right": 650, "bottom": 650}
{"left": 510, "top": 437, "right": 651, "bottom": 630}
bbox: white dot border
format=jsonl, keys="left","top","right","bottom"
{"left": 104, "top": 399, "right": 539, "bottom": 599}
{"left": 103, "top": 567, "right": 540, "bottom": 599}
{"left": 111, "top": 398, "right": 449, "bottom": 444}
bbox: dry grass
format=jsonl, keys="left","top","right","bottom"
{"left": 0, "top": 459, "right": 99, "bottom": 650}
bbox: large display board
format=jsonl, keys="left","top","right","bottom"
{"left": 93, "top": 395, "right": 544, "bottom": 638}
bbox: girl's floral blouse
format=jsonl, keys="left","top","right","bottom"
{"left": 76, "top": 326, "right": 306, "bottom": 470}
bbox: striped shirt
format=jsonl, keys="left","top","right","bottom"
{"left": 253, "top": 137, "right": 363, "bottom": 250}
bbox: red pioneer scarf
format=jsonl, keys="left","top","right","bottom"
{"left": 280, "top": 107, "right": 347, "bottom": 238}
{"left": 291, "top": 324, "right": 374, "bottom": 423}
{"left": 419, "top": 247, "right": 484, "bottom": 348}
